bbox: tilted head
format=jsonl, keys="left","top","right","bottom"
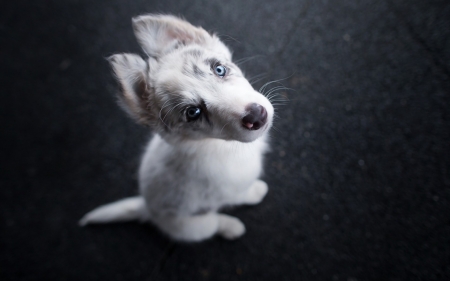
{"left": 109, "top": 14, "right": 274, "bottom": 143}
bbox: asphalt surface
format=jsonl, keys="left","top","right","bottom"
{"left": 1, "top": 0, "right": 449, "bottom": 280}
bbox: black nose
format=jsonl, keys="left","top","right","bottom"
{"left": 242, "top": 103, "right": 268, "bottom": 130}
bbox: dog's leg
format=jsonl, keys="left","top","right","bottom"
{"left": 154, "top": 213, "right": 245, "bottom": 242}
{"left": 216, "top": 214, "right": 246, "bottom": 240}
{"left": 236, "top": 179, "right": 269, "bottom": 205}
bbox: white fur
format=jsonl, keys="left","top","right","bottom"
{"left": 80, "top": 14, "right": 274, "bottom": 242}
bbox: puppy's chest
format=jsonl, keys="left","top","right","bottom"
{"left": 143, "top": 139, "right": 266, "bottom": 215}
{"left": 190, "top": 147, "right": 263, "bottom": 206}
{"left": 197, "top": 149, "right": 262, "bottom": 187}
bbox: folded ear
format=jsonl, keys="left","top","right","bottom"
{"left": 108, "top": 54, "right": 154, "bottom": 125}
{"left": 132, "top": 14, "right": 211, "bottom": 57}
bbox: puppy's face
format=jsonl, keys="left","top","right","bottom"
{"left": 152, "top": 46, "right": 273, "bottom": 142}
{"left": 109, "top": 15, "right": 273, "bottom": 143}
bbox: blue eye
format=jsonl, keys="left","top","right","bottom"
{"left": 186, "top": 107, "right": 201, "bottom": 121}
{"left": 214, "top": 64, "right": 227, "bottom": 77}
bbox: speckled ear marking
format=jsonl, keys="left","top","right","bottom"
{"left": 185, "top": 49, "right": 203, "bottom": 58}
{"left": 132, "top": 14, "right": 211, "bottom": 57}
{"left": 108, "top": 54, "right": 154, "bottom": 126}
{"left": 182, "top": 61, "right": 206, "bottom": 79}
{"left": 192, "top": 65, "right": 206, "bottom": 77}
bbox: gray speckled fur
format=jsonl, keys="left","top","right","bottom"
{"left": 79, "top": 14, "right": 274, "bottom": 242}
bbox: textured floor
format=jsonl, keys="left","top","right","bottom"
{"left": 1, "top": 0, "right": 449, "bottom": 280}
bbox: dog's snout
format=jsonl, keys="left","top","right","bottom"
{"left": 242, "top": 103, "right": 268, "bottom": 130}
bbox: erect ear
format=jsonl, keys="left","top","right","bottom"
{"left": 132, "top": 14, "right": 211, "bottom": 57}
{"left": 108, "top": 54, "right": 155, "bottom": 125}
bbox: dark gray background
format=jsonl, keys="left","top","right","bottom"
{"left": 1, "top": 0, "right": 449, "bottom": 280}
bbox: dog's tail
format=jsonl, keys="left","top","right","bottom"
{"left": 79, "top": 196, "right": 148, "bottom": 226}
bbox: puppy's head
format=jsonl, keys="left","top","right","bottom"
{"left": 109, "top": 14, "right": 273, "bottom": 143}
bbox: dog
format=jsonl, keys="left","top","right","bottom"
{"left": 79, "top": 14, "right": 274, "bottom": 242}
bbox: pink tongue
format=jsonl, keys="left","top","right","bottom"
{"left": 244, "top": 122, "right": 254, "bottom": 129}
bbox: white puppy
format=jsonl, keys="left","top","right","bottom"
{"left": 80, "top": 14, "right": 274, "bottom": 242}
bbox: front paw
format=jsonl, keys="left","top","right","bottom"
{"left": 217, "top": 214, "right": 246, "bottom": 240}
{"left": 244, "top": 180, "right": 268, "bottom": 205}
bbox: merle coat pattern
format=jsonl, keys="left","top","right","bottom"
{"left": 80, "top": 14, "right": 274, "bottom": 242}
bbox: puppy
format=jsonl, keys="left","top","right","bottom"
{"left": 80, "top": 14, "right": 274, "bottom": 242}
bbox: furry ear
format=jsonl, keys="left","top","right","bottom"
{"left": 132, "top": 14, "right": 211, "bottom": 57}
{"left": 108, "top": 54, "right": 154, "bottom": 125}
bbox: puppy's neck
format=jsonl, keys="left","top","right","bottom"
{"left": 158, "top": 133, "right": 269, "bottom": 155}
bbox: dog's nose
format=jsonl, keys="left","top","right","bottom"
{"left": 242, "top": 103, "right": 268, "bottom": 130}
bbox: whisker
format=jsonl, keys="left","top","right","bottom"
{"left": 270, "top": 100, "right": 289, "bottom": 104}
{"left": 248, "top": 73, "right": 268, "bottom": 85}
{"left": 267, "top": 93, "right": 289, "bottom": 104}
{"left": 270, "top": 99, "right": 290, "bottom": 103}
{"left": 250, "top": 76, "right": 268, "bottom": 86}
{"left": 270, "top": 125, "right": 282, "bottom": 134}
{"left": 259, "top": 73, "right": 295, "bottom": 93}
{"left": 265, "top": 85, "right": 295, "bottom": 96}
{"left": 265, "top": 90, "right": 289, "bottom": 102}
{"left": 219, "top": 122, "right": 230, "bottom": 135}
{"left": 234, "top": 55, "right": 264, "bottom": 65}
{"left": 159, "top": 98, "right": 176, "bottom": 117}
{"left": 219, "top": 34, "right": 241, "bottom": 44}
{"left": 159, "top": 98, "right": 178, "bottom": 127}
{"left": 162, "top": 101, "right": 187, "bottom": 125}
{"left": 264, "top": 86, "right": 289, "bottom": 97}
{"left": 266, "top": 88, "right": 295, "bottom": 105}
{"left": 268, "top": 96, "right": 290, "bottom": 102}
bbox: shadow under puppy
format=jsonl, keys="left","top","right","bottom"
{"left": 80, "top": 14, "right": 274, "bottom": 242}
